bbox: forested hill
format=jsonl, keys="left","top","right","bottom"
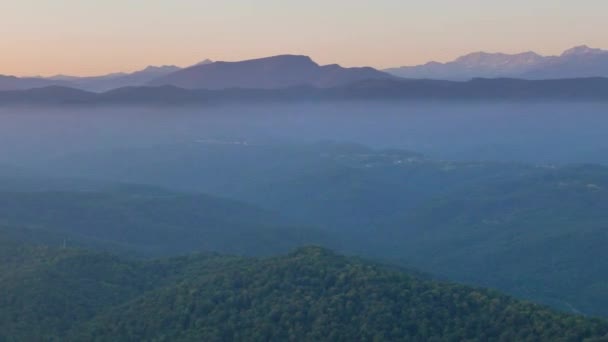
{"left": 2, "top": 238, "right": 608, "bottom": 341}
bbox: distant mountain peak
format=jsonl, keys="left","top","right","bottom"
{"left": 423, "top": 61, "right": 443, "bottom": 67}
{"left": 561, "top": 45, "right": 607, "bottom": 57}
{"left": 195, "top": 59, "right": 214, "bottom": 66}
{"left": 455, "top": 51, "right": 496, "bottom": 61}
{"left": 187, "top": 55, "right": 319, "bottom": 71}
{"left": 385, "top": 45, "right": 608, "bottom": 80}
{"left": 141, "top": 65, "right": 179, "bottom": 72}
{"left": 236, "top": 54, "right": 317, "bottom": 65}
{"left": 454, "top": 51, "right": 544, "bottom": 66}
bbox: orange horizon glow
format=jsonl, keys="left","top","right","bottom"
{"left": 1, "top": 0, "right": 607, "bottom": 77}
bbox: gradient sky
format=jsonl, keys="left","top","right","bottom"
{"left": 2, "top": 0, "right": 607, "bottom": 76}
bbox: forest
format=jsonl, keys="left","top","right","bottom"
{"left": 2, "top": 237, "right": 608, "bottom": 341}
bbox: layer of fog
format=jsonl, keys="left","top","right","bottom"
{"left": 1, "top": 101, "right": 607, "bottom": 167}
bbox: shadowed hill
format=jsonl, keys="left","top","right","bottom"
{"left": 148, "top": 55, "right": 394, "bottom": 90}
{"left": 0, "top": 186, "right": 329, "bottom": 257}
{"left": 2, "top": 77, "right": 608, "bottom": 105}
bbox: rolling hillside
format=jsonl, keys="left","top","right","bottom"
{"left": 2, "top": 240, "right": 607, "bottom": 342}
{"left": 0, "top": 185, "right": 328, "bottom": 257}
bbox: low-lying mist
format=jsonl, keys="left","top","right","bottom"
{"left": 3, "top": 100, "right": 608, "bottom": 318}
{"left": 0, "top": 101, "right": 607, "bottom": 167}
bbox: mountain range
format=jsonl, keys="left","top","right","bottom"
{"left": 385, "top": 45, "right": 608, "bottom": 80}
{"left": 0, "top": 56, "right": 392, "bottom": 92}
{"left": 0, "top": 46, "right": 608, "bottom": 98}
{"left": 2, "top": 46, "right": 608, "bottom": 96}
{"left": 0, "top": 59, "right": 213, "bottom": 92}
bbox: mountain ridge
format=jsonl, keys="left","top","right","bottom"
{"left": 2, "top": 77, "right": 608, "bottom": 105}
{"left": 4, "top": 47, "right": 608, "bottom": 91}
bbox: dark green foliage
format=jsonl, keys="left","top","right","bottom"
{"left": 0, "top": 233, "right": 239, "bottom": 341}
{"left": 2, "top": 239, "right": 608, "bottom": 341}
{"left": 69, "top": 247, "right": 608, "bottom": 341}
{"left": 0, "top": 241, "right": 149, "bottom": 340}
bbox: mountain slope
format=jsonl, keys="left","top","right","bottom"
{"left": 0, "top": 240, "right": 155, "bottom": 340}
{"left": 148, "top": 55, "right": 394, "bottom": 89}
{"left": 0, "top": 235, "right": 235, "bottom": 340}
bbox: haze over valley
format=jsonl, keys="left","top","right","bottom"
{"left": 3, "top": 1, "right": 608, "bottom": 340}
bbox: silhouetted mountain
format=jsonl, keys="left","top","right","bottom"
{"left": 386, "top": 45, "right": 608, "bottom": 80}
{"left": 148, "top": 55, "right": 394, "bottom": 89}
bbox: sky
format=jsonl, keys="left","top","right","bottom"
{"left": 1, "top": 0, "right": 607, "bottom": 76}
